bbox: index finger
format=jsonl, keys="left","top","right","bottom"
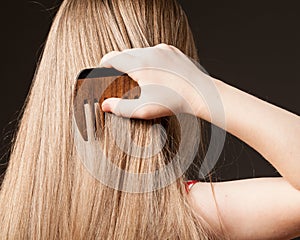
{"left": 99, "top": 51, "right": 144, "bottom": 80}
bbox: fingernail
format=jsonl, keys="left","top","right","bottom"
{"left": 101, "top": 101, "right": 110, "bottom": 112}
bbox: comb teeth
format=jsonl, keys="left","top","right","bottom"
{"left": 84, "top": 102, "right": 96, "bottom": 142}
{"left": 83, "top": 99, "right": 103, "bottom": 142}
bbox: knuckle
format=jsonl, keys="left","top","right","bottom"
{"left": 138, "top": 108, "right": 151, "bottom": 119}
{"left": 169, "top": 45, "right": 179, "bottom": 51}
{"left": 106, "top": 50, "right": 119, "bottom": 57}
{"left": 121, "top": 48, "right": 133, "bottom": 53}
{"left": 157, "top": 43, "right": 170, "bottom": 49}
{"left": 101, "top": 51, "right": 119, "bottom": 62}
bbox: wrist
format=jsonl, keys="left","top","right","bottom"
{"left": 187, "top": 75, "right": 224, "bottom": 121}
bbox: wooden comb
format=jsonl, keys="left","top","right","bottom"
{"left": 73, "top": 68, "right": 141, "bottom": 141}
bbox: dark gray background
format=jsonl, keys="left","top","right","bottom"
{"left": 0, "top": 0, "right": 299, "bottom": 192}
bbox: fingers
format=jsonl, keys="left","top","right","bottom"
{"left": 101, "top": 97, "right": 173, "bottom": 120}
{"left": 99, "top": 44, "right": 179, "bottom": 71}
{"left": 98, "top": 44, "right": 189, "bottom": 120}
{"left": 99, "top": 51, "right": 120, "bottom": 68}
{"left": 99, "top": 52, "right": 143, "bottom": 75}
{"left": 101, "top": 98, "right": 147, "bottom": 119}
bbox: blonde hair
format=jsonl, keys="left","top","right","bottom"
{"left": 0, "top": 0, "right": 226, "bottom": 239}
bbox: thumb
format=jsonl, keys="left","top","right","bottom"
{"left": 101, "top": 98, "right": 146, "bottom": 119}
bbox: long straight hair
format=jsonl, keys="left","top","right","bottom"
{"left": 0, "top": 0, "right": 225, "bottom": 239}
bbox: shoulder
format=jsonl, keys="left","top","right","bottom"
{"left": 187, "top": 177, "right": 300, "bottom": 239}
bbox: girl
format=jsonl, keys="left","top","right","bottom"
{"left": 0, "top": 0, "right": 299, "bottom": 239}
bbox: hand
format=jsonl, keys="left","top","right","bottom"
{"left": 99, "top": 43, "right": 212, "bottom": 119}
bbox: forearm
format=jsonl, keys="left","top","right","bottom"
{"left": 196, "top": 77, "right": 300, "bottom": 190}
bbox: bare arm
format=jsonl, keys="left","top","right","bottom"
{"left": 197, "top": 78, "right": 300, "bottom": 190}
{"left": 100, "top": 44, "right": 300, "bottom": 191}
{"left": 188, "top": 177, "right": 300, "bottom": 240}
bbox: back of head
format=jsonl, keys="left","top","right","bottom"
{"left": 0, "top": 0, "right": 223, "bottom": 239}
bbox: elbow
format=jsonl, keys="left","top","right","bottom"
{"left": 292, "top": 182, "right": 300, "bottom": 192}
{"left": 287, "top": 178, "right": 300, "bottom": 191}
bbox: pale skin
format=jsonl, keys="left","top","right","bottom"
{"left": 100, "top": 43, "right": 300, "bottom": 239}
